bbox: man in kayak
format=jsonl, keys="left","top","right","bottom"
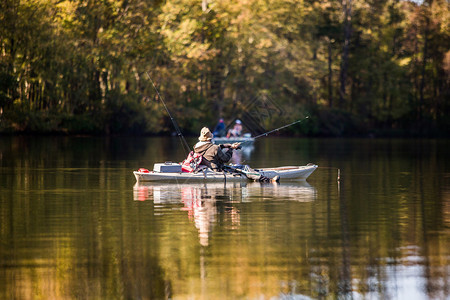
{"left": 194, "top": 127, "right": 279, "bottom": 182}
{"left": 194, "top": 127, "right": 240, "bottom": 171}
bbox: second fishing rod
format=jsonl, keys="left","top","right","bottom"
{"left": 146, "top": 71, "right": 191, "bottom": 156}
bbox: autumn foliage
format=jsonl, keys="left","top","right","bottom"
{"left": 0, "top": 0, "right": 448, "bottom": 136}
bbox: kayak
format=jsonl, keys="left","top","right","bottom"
{"left": 212, "top": 133, "right": 254, "bottom": 145}
{"left": 133, "top": 163, "right": 318, "bottom": 182}
{"left": 212, "top": 136, "right": 255, "bottom": 145}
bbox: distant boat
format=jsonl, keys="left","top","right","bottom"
{"left": 133, "top": 163, "right": 318, "bottom": 182}
{"left": 212, "top": 133, "right": 254, "bottom": 145}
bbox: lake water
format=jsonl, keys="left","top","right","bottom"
{"left": 0, "top": 136, "right": 449, "bottom": 299}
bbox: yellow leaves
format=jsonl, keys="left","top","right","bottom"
{"left": 161, "top": 18, "right": 195, "bottom": 53}
{"left": 180, "top": 17, "right": 198, "bottom": 34}
{"left": 380, "top": 44, "right": 389, "bottom": 53}
{"left": 397, "top": 57, "right": 412, "bottom": 67}
{"left": 186, "top": 43, "right": 214, "bottom": 60}
{"left": 159, "top": 0, "right": 214, "bottom": 62}
{"left": 160, "top": 15, "right": 219, "bottom": 62}
{"left": 430, "top": 0, "right": 450, "bottom": 33}
{"left": 256, "top": 38, "right": 273, "bottom": 49}
{"left": 54, "top": 0, "right": 77, "bottom": 24}
{"left": 55, "top": 0, "right": 76, "bottom": 13}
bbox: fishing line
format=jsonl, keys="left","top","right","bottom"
{"left": 145, "top": 71, "right": 191, "bottom": 156}
{"left": 236, "top": 116, "right": 311, "bottom": 165}
{"left": 317, "top": 166, "right": 341, "bottom": 181}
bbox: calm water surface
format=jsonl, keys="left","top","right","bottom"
{"left": 0, "top": 136, "right": 449, "bottom": 299}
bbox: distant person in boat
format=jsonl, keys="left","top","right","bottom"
{"left": 227, "top": 119, "right": 243, "bottom": 138}
{"left": 194, "top": 127, "right": 241, "bottom": 171}
{"left": 213, "top": 118, "right": 226, "bottom": 137}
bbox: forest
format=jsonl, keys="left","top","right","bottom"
{"left": 0, "top": 0, "right": 448, "bottom": 137}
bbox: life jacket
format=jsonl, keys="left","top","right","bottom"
{"left": 181, "top": 151, "right": 203, "bottom": 173}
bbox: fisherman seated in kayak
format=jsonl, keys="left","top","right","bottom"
{"left": 194, "top": 127, "right": 240, "bottom": 171}
{"left": 194, "top": 127, "right": 279, "bottom": 183}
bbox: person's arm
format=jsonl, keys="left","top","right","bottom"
{"left": 217, "top": 143, "right": 241, "bottom": 163}
{"left": 220, "top": 143, "right": 240, "bottom": 149}
{"left": 217, "top": 147, "right": 233, "bottom": 163}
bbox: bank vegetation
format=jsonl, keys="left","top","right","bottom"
{"left": 0, "top": 0, "right": 448, "bottom": 137}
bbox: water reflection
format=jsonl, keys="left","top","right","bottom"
{"left": 134, "top": 181, "right": 317, "bottom": 246}
{"left": 243, "top": 181, "right": 317, "bottom": 202}
{"left": 135, "top": 182, "right": 243, "bottom": 246}
{"left": 2, "top": 137, "right": 450, "bottom": 299}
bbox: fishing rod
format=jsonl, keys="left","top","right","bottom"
{"left": 240, "top": 116, "right": 310, "bottom": 144}
{"left": 145, "top": 71, "right": 191, "bottom": 155}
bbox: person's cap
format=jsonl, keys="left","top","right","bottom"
{"left": 199, "top": 127, "right": 213, "bottom": 141}
{"left": 236, "top": 119, "right": 241, "bottom": 124}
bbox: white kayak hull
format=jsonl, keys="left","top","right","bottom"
{"left": 134, "top": 170, "right": 246, "bottom": 182}
{"left": 134, "top": 164, "right": 318, "bottom": 182}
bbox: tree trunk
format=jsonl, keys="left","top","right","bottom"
{"left": 419, "top": 17, "right": 429, "bottom": 123}
{"left": 339, "top": 0, "right": 352, "bottom": 109}
{"left": 328, "top": 39, "right": 333, "bottom": 108}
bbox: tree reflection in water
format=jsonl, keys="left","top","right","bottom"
{"left": 2, "top": 137, "right": 450, "bottom": 299}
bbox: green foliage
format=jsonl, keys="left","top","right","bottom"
{"left": 0, "top": 63, "right": 15, "bottom": 109}
{"left": 60, "top": 113, "right": 104, "bottom": 134}
{"left": 0, "top": 0, "right": 448, "bottom": 137}
{"left": 313, "top": 107, "right": 366, "bottom": 137}
{"left": 104, "top": 90, "right": 149, "bottom": 134}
